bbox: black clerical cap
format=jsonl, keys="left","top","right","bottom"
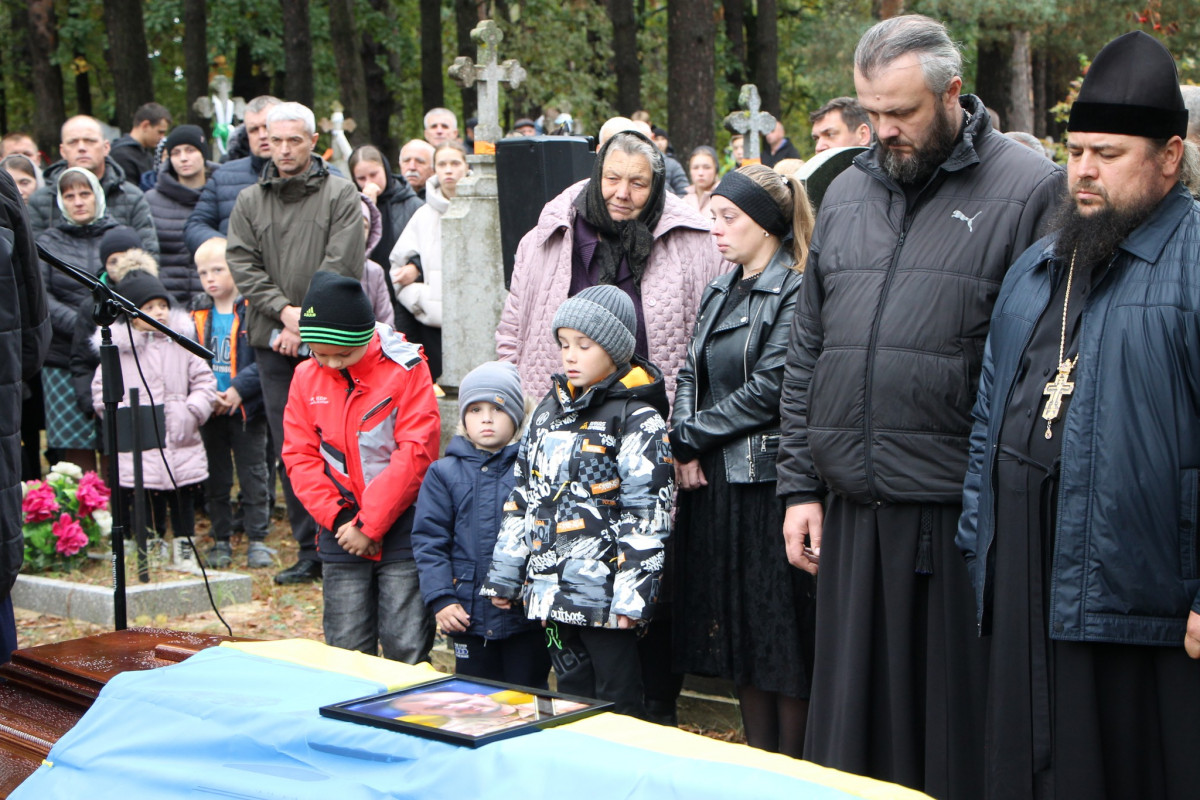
{"left": 1068, "top": 31, "right": 1188, "bottom": 139}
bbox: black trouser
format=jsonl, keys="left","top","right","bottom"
{"left": 120, "top": 485, "right": 198, "bottom": 541}
{"left": 254, "top": 347, "right": 317, "bottom": 561}
{"left": 452, "top": 629, "right": 551, "bottom": 689}
{"left": 548, "top": 622, "right": 645, "bottom": 718}
{"left": 200, "top": 413, "right": 270, "bottom": 542}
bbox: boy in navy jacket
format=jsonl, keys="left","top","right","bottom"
{"left": 412, "top": 362, "right": 549, "bottom": 687}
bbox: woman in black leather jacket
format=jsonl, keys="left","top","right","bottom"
{"left": 669, "top": 165, "right": 816, "bottom": 757}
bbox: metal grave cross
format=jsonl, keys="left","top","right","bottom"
{"left": 448, "top": 19, "right": 526, "bottom": 153}
{"left": 723, "top": 84, "right": 776, "bottom": 164}
{"left": 191, "top": 75, "right": 245, "bottom": 160}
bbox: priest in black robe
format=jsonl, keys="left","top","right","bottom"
{"left": 958, "top": 31, "right": 1200, "bottom": 800}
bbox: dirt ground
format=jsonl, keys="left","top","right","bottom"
{"left": 16, "top": 515, "right": 326, "bottom": 648}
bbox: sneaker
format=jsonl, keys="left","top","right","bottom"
{"left": 247, "top": 541, "right": 276, "bottom": 569}
{"left": 150, "top": 538, "right": 171, "bottom": 563}
{"left": 205, "top": 541, "right": 233, "bottom": 569}
{"left": 273, "top": 559, "right": 322, "bottom": 585}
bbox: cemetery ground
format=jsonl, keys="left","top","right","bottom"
{"left": 14, "top": 500, "right": 744, "bottom": 743}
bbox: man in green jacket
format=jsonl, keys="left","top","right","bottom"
{"left": 227, "top": 101, "right": 364, "bottom": 585}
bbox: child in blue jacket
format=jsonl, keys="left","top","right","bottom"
{"left": 411, "top": 361, "right": 549, "bottom": 687}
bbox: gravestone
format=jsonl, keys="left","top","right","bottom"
{"left": 448, "top": 20, "right": 527, "bottom": 154}
{"left": 192, "top": 76, "right": 245, "bottom": 160}
{"left": 723, "top": 84, "right": 776, "bottom": 165}
{"left": 438, "top": 20, "right": 522, "bottom": 441}
{"left": 318, "top": 101, "right": 357, "bottom": 177}
{"left": 439, "top": 157, "right": 504, "bottom": 395}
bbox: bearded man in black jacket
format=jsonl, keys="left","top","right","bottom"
{"left": 775, "top": 14, "right": 1062, "bottom": 799}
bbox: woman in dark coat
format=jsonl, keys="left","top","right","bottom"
{"left": 348, "top": 145, "right": 423, "bottom": 268}
{"left": 669, "top": 164, "right": 816, "bottom": 757}
{"left": 37, "top": 167, "right": 119, "bottom": 470}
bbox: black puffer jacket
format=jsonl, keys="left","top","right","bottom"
{"left": 371, "top": 173, "right": 423, "bottom": 266}
{"left": 776, "top": 96, "right": 1063, "bottom": 505}
{"left": 37, "top": 216, "right": 122, "bottom": 369}
{"left": 0, "top": 170, "right": 50, "bottom": 596}
{"left": 144, "top": 161, "right": 219, "bottom": 302}
{"left": 671, "top": 247, "right": 801, "bottom": 483}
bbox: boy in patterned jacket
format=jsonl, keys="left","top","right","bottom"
{"left": 282, "top": 272, "right": 440, "bottom": 663}
{"left": 482, "top": 285, "right": 674, "bottom": 718}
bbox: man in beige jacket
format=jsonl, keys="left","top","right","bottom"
{"left": 227, "top": 101, "right": 364, "bottom": 586}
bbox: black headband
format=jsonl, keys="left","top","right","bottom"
{"left": 711, "top": 170, "right": 790, "bottom": 237}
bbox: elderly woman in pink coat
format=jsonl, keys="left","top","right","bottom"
{"left": 496, "top": 129, "right": 726, "bottom": 404}
{"left": 494, "top": 128, "right": 725, "bottom": 727}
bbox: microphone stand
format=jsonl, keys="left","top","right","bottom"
{"left": 36, "top": 244, "right": 214, "bottom": 630}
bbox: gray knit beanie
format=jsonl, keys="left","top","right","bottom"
{"left": 551, "top": 285, "right": 637, "bottom": 367}
{"left": 459, "top": 361, "right": 525, "bottom": 429}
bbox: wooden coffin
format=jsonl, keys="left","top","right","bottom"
{"left": 0, "top": 628, "right": 243, "bottom": 797}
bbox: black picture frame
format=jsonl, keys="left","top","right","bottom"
{"left": 319, "top": 675, "right": 612, "bottom": 747}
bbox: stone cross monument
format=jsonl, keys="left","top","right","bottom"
{"left": 191, "top": 76, "right": 245, "bottom": 160}
{"left": 723, "top": 84, "right": 776, "bottom": 165}
{"left": 448, "top": 20, "right": 527, "bottom": 154}
{"left": 436, "top": 19, "right": 517, "bottom": 444}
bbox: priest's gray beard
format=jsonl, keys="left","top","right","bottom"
{"left": 1050, "top": 188, "right": 1163, "bottom": 269}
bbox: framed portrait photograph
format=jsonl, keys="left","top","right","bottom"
{"left": 319, "top": 675, "right": 612, "bottom": 747}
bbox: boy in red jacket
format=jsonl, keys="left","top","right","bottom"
{"left": 281, "top": 272, "right": 440, "bottom": 663}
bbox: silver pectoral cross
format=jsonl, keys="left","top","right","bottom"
{"left": 1041, "top": 361, "right": 1076, "bottom": 439}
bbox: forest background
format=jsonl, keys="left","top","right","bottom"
{"left": 5, "top": 0, "right": 1198, "bottom": 168}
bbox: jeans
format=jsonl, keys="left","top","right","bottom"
{"left": 200, "top": 413, "right": 270, "bottom": 542}
{"left": 322, "top": 559, "right": 434, "bottom": 664}
{"left": 254, "top": 347, "right": 317, "bottom": 561}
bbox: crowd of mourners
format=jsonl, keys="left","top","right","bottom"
{"left": 4, "top": 13, "right": 1200, "bottom": 800}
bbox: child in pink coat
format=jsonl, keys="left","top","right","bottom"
{"left": 91, "top": 270, "right": 217, "bottom": 554}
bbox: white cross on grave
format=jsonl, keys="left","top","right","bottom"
{"left": 723, "top": 84, "right": 776, "bottom": 165}
{"left": 192, "top": 75, "right": 245, "bottom": 160}
{"left": 448, "top": 19, "right": 526, "bottom": 154}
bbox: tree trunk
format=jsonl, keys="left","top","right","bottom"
{"left": 280, "top": 0, "right": 314, "bottom": 109}
{"left": 455, "top": 0, "right": 480, "bottom": 123}
{"left": 1033, "top": 47, "right": 1047, "bottom": 138}
{"left": 419, "top": 0, "right": 443, "bottom": 113}
{"left": 102, "top": 0, "right": 155, "bottom": 128}
{"left": 1008, "top": 29, "right": 1034, "bottom": 134}
{"left": 667, "top": 0, "right": 715, "bottom": 158}
{"left": 233, "top": 40, "right": 273, "bottom": 102}
{"left": 722, "top": 0, "right": 746, "bottom": 94}
{"left": 75, "top": 58, "right": 93, "bottom": 117}
{"left": 27, "top": 0, "right": 65, "bottom": 152}
{"left": 975, "top": 35, "right": 1009, "bottom": 128}
{"left": 328, "top": 0, "right": 371, "bottom": 147}
{"left": 609, "top": 0, "right": 640, "bottom": 115}
{"left": 976, "top": 28, "right": 1034, "bottom": 134}
{"left": 362, "top": 0, "right": 398, "bottom": 165}
{"left": 183, "top": 0, "right": 208, "bottom": 127}
{"left": 754, "top": 0, "right": 779, "bottom": 116}
{"left": 874, "top": 0, "right": 904, "bottom": 18}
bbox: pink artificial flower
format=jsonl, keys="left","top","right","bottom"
{"left": 22, "top": 482, "right": 60, "bottom": 524}
{"left": 52, "top": 514, "right": 89, "bottom": 557}
{"left": 76, "top": 472, "right": 111, "bottom": 518}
